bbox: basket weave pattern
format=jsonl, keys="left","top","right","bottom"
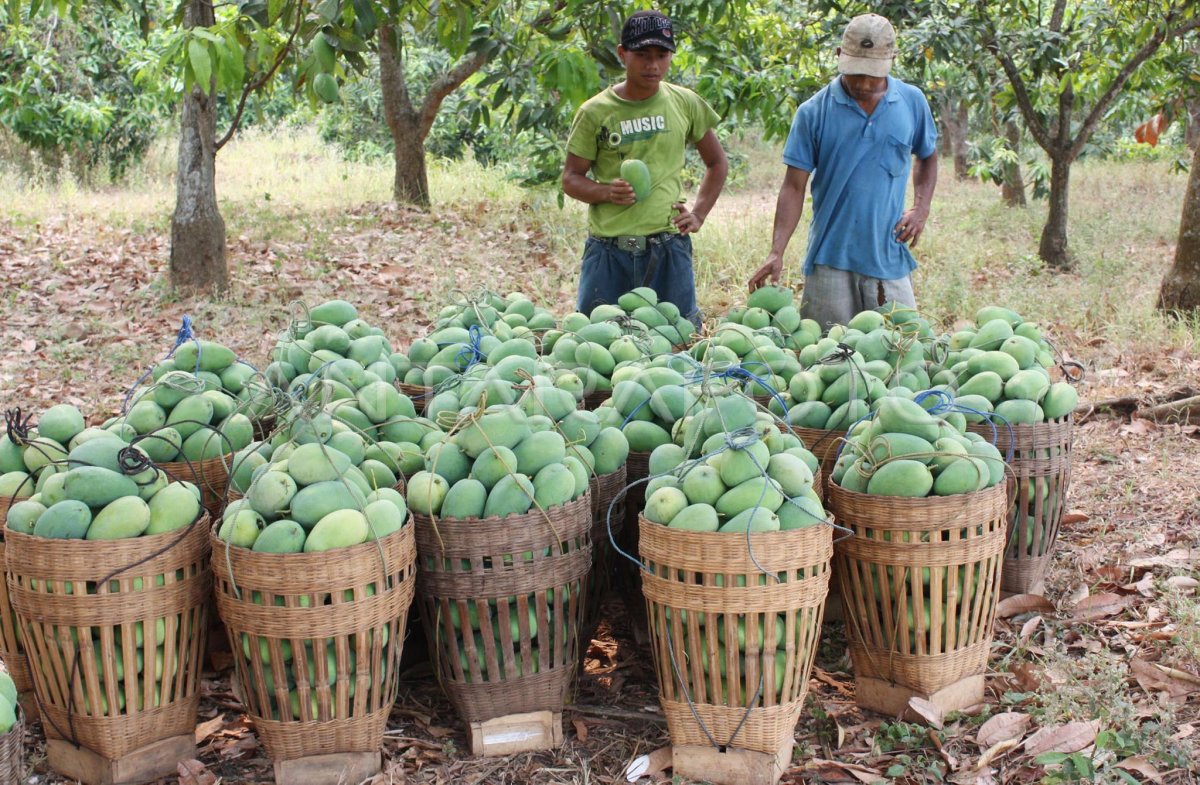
{"left": 0, "top": 711, "right": 23, "bottom": 784}
{"left": 639, "top": 517, "right": 832, "bottom": 754}
{"left": 7, "top": 517, "right": 212, "bottom": 759}
{"left": 583, "top": 467, "right": 628, "bottom": 637}
{"left": 828, "top": 484, "right": 1007, "bottom": 695}
{"left": 0, "top": 497, "right": 32, "bottom": 698}
{"left": 414, "top": 494, "right": 592, "bottom": 723}
{"left": 211, "top": 523, "right": 416, "bottom": 761}
{"left": 968, "top": 417, "right": 1073, "bottom": 594}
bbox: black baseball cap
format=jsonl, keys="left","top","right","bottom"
{"left": 621, "top": 10, "right": 676, "bottom": 52}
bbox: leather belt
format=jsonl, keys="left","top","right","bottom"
{"left": 589, "top": 232, "right": 673, "bottom": 253}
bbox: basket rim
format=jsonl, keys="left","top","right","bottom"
{"left": 636, "top": 513, "right": 835, "bottom": 546}
{"left": 827, "top": 479, "right": 1008, "bottom": 508}
{"left": 410, "top": 491, "right": 591, "bottom": 530}
{"left": 5, "top": 509, "right": 212, "bottom": 557}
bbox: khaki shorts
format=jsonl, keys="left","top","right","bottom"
{"left": 800, "top": 264, "right": 916, "bottom": 330}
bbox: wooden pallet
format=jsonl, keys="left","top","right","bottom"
{"left": 273, "top": 751, "right": 382, "bottom": 785}
{"left": 855, "top": 674, "right": 986, "bottom": 719}
{"left": 47, "top": 734, "right": 194, "bottom": 785}
{"left": 672, "top": 736, "right": 793, "bottom": 785}
{"left": 469, "top": 711, "right": 563, "bottom": 757}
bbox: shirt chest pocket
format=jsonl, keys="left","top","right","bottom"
{"left": 879, "top": 135, "right": 911, "bottom": 177}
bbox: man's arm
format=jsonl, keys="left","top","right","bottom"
{"left": 894, "top": 153, "right": 938, "bottom": 247}
{"left": 562, "top": 153, "right": 635, "bottom": 206}
{"left": 672, "top": 130, "right": 728, "bottom": 234}
{"left": 748, "top": 165, "right": 811, "bottom": 290}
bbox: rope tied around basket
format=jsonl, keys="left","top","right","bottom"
{"left": 4, "top": 408, "right": 33, "bottom": 447}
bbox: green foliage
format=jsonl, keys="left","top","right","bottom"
{"left": 0, "top": 5, "right": 175, "bottom": 178}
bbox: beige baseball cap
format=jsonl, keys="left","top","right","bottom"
{"left": 838, "top": 14, "right": 896, "bottom": 77}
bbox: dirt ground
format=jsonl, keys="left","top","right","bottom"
{"left": 3, "top": 202, "right": 1199, "bottom": 785}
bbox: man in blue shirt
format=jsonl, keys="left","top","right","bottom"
{"left": 748, "top": 14, "right": 939, "bottom": 329}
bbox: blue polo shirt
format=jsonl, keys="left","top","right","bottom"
{"left": 783, "top": 76, "right": 937, "bottom": 281}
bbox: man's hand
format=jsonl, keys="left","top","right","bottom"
{"left": 894, "top": 206, "right": 929, "bottom": 247}
{"left": 748, "top": 255, "right": 782, "bottom": 292}
{"left": 608, "top": 178, "right": 636, "bottom": 206}
{"left": 672, "top": 202, "right": 703, "bottom": 234}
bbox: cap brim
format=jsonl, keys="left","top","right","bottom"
{"left": 624, "top": 37, "right": 676, "bottom": 52}
{"left": 838, "top": 53, "right": 891, "bottom": 77}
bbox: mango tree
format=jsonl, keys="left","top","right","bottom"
{"left": 948, "top": 0, "right": 1200, "bottom": 269}
{"left": 1160, "top": 140, "right": 1200, "bottom": 312}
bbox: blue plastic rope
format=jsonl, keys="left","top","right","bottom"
{"left": 121, "top": 315, "right": 197, "bottom": 414}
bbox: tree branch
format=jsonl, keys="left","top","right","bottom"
{"left": 1048, "top": 0, "right": 1067, "bottom": 33}
{"left": 1068, "top": 14, "right": 1200, "bottom": 161}
{"left": 215, "top": 1, "right": 306, "bottom": 151}
{"left": 417, "top": 50, "right": 489, "bottom": 138}
{"left": 975, "top": 0, "right": 1055, "bottom": 153}
{"left": 993, "top": 49, "right": 1056, "bottom": 153}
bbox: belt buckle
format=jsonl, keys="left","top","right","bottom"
{"left": 617, "top": 235, "right": 646, "bottom": 253}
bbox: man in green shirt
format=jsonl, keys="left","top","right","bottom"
{"left": 562, "top": 10, "right": 728, "bottom": 326}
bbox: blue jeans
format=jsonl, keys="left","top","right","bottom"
{"left": 577, "top": 233, "right": 700, "bottom": 326}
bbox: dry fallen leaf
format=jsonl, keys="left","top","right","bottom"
{"left": 976, "top": 712, "right": 1031, "bottom": 747}
{"left": 907, "top": 696, "right": 944, "bottom": 729}
{"left": 1023, "top": 720, "right": 1100, "bottom": 756}
{"left": 177, "top": 759, "right": 217, "bottom": 785}
{"left": 1130, "top": 657, "right": 1200, "bottom": 702}
{"left": 1071, "top": 592, "right": 1133, "bottom": 621}
{"left": 194, "top": 714, "right": 226, "bottom": 745}
{"left": 1019, "top": 614, "right": 1043, "bottom": 644}
{"left": 625, "top": 746, "right": 672, "bottom": 782}
{"left": 572, "top": 718, "right": 589, "bottom": 743}
{"left": 806, "top": 759, "right": 888, "bottom": 784}
{"left": 997, "top": 594, "right": 1055, "bottom": 619}
{"left": 1116, "top": 756, "right": 1163, "bottom": 784}
{"left": 1166, "top": 575, "right": 1199, "bottom": 593}
{"left": 976, "top": 738, "right": 1021, "bottom": 770}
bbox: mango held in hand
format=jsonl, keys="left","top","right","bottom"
{"left": 620, "top": 158, "right": 651, "bottom": 202}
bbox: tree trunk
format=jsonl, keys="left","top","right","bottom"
{"left": 169, "top": 0, "right": 227, "bottom": 293}
{"left": 1001, "top": 121, "right": 1026, "bottom": 207}
{"left": 1038, "top": 154, "right": 1071, "bottom": 269}
{"left": 1186, "top": 97, "right": 1200, "bottom": 151}
{"left": 938, "top": 97, "right": 970, "bottom": 180}
{"left": 1159, "top": 141, "right": 1200, "bottom": 312}
{"left": 378, "top": 25, "right": 430, "bottom": 207}
{"left": 952, "top": 99, "right": 970, "bottom": 180}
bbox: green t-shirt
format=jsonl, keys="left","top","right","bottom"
{"left": 567, "top": 82, "right": 720, "bottom": 237}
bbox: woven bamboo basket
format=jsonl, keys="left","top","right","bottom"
{"left": 827, "top": 483, "right": 1007, "bottom": 696}
{"left": 414, "top": 493, "right": 592, "bottom": 723}
{"left": 967, "top": 416, "right": 1073, "bottom": 594}
{"left": 211, "top": 522, "right": 416, "bottom": 761}
{"left": 582, "top": 467, "right": 628, "bottom": 640}
{"left": 0, "top": 708, "right": 23, "bottom": 784}
{"left": 0, "top": 496, "right": 32, "bottom": 701}
{"left": 7, "top": 515, "right": 212, "bottom": 759}
{"left": 396, "top": 383, "right": 432, "bottom": 414}
{"left": 158, "top": 452, "right": 233, "bottom": 520}
{"left": 639, "top": 516, "right": 833, "bottom": 754}
{"left": 614, "top": 450, "right": 653, "bottom": 607}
